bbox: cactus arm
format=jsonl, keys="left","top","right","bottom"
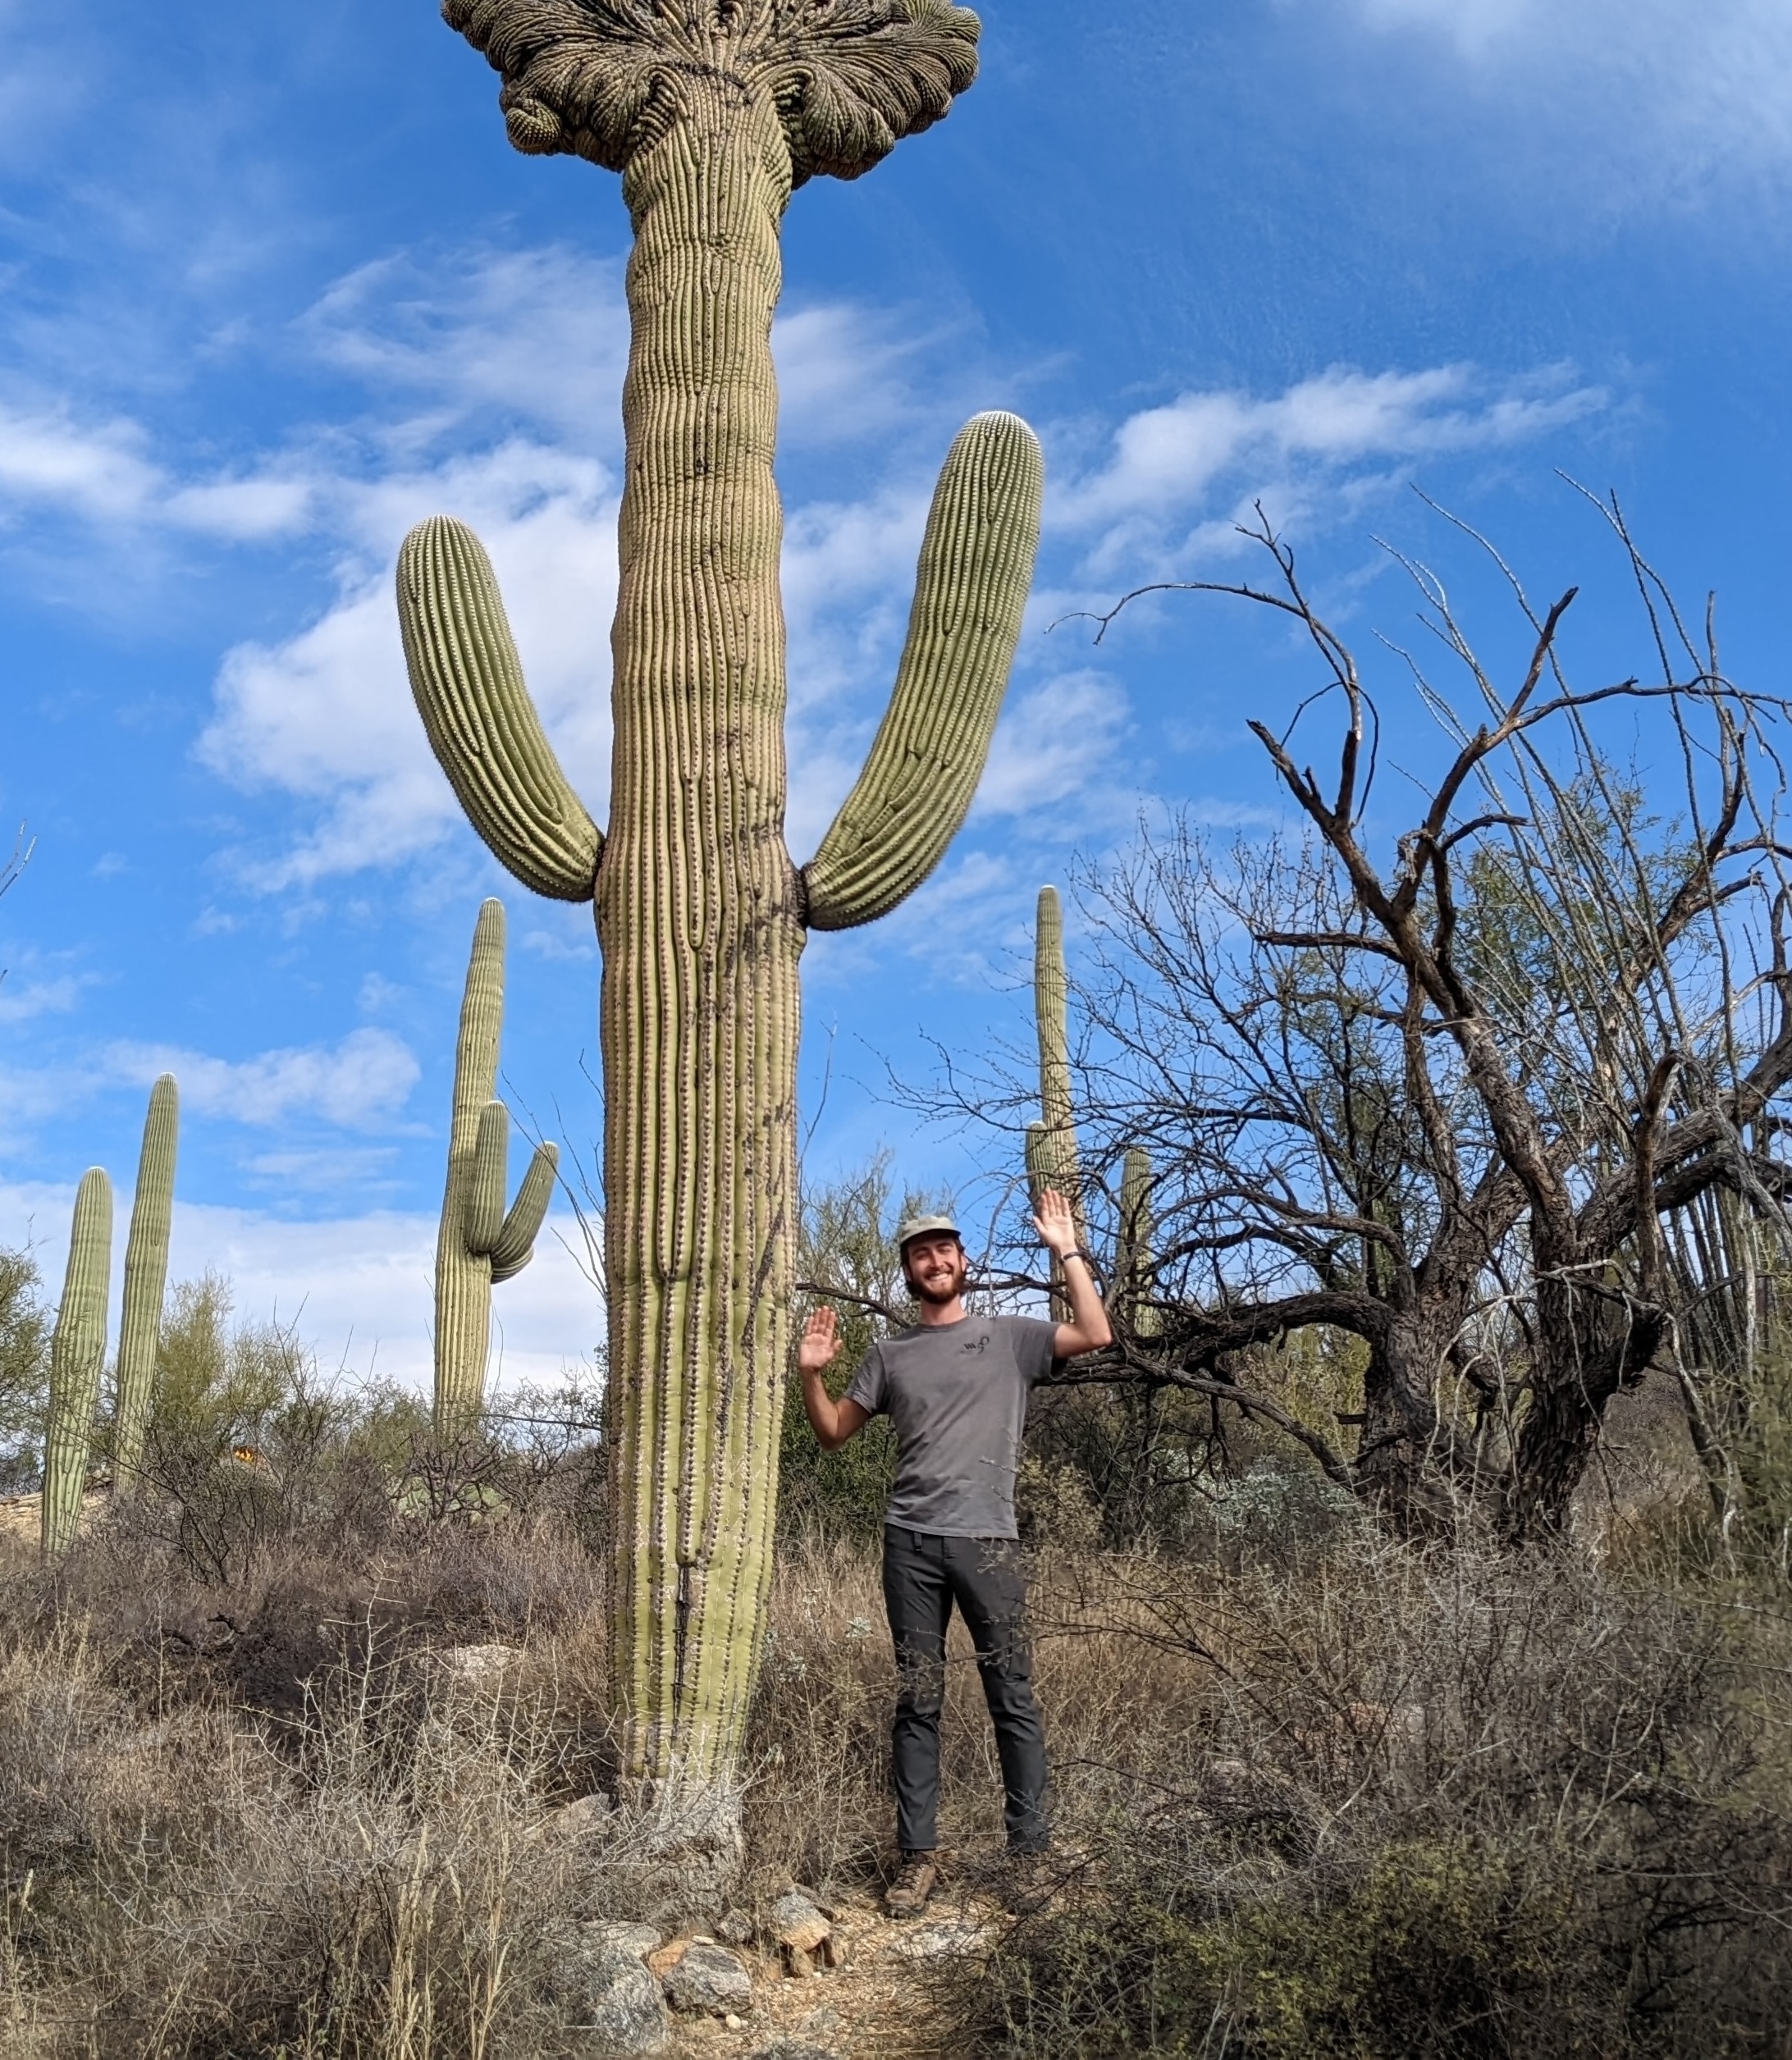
{"left": 465, "top": 1100, "right": 511, "bottom": 1256}
{"left": 398, "top": 517, "right": 604, "bottom": 902}
{"left": 42, "top": 1169, "right": 113, "bottom": 1556}
{"left": 112, "top": 1075, "right": 177, "bottom": 1494}
{"left": 802, "top": 411, "right": 1044, "bottom": 932}
{"left": 491, "top": 1142, "right": 559, "bottom": 1284}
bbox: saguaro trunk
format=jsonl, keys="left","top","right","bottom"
{"left": 402, "top": 0, "right": 1042, "bottom": 1797}
{"left": 601, "top": 89, "right": 802, "bottom": 1779}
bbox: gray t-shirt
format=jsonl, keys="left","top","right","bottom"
{"left": 844, "top": 1313, "right": 1059, "bottom": 1540}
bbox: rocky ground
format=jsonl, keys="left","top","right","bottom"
{"left": 555, "top": 1880, "right": 1004, "bottom": 2059}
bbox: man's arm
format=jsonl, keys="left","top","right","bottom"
{"left": 1035, "top": 1188, "right": 1113, "bottom": 1357}
{"left": 798, "top": 1306, "right": 873, "bottom": 1451}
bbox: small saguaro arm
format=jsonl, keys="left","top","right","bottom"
{"left": 436, "top": 899, "right": 560, "bottom": 1435}
{"left": 400, "top": 0, "right": 1042, "bottom": 1794}
{"left": 112, "top": 1074, "right": 178, "bottom": 1495}
{"left": 42, "top": 1169, "right": 112, "bottom": 1558}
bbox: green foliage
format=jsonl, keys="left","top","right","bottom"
{"left": 0, "top": 1246, "right": 50, "bottom": 1495}
{"left": 1005, "top": 1839, "right": 1616, "bottom": 2058}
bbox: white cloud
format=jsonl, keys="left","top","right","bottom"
{"left": 302, "top": 245, "right": 632, "bottom": 452}
{"left": 196, "top": 440, "right": 619, "bottom": 887}
{"left": 0, "top": 1183, "right": 602, "bottom": 1394}
{"left": 106, "top": 1028, "right": 420, "bottom": 1131}
{"left": 0, "top": 400, "right": 162, "bottom": 523}
{"left": 1059, "top": 363, "right": 1607, "bottom": 577}
{"left": 0, "top": 971, "right": 92, "bottom": 1025}
{"left": 976, "top": 671, "right": 1131, "bottom": 822}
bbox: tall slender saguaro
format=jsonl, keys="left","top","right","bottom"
{"left": 436, "top": 899, "right": 559, "bottom": 1433}
{"left": 42, "top": 1170, "right": 112, "bottom": 1557}
{"left": 113, "top": 1075, "right": 178, "bottom": 1494}
{"left": 400, "top": 1, "right": 1043, "bottom": 1791}
{"left": 1028, "top": 885, "right": 1086, "bottom": 1315}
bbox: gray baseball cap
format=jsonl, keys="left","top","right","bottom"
{"left": 896, "top": 1213, "right": 961, "bottom": 1253}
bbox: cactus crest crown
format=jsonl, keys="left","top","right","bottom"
{"left": 443, "top": 0, "right": 981, "bottom": 182}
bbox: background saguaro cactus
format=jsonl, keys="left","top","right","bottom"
{"left": 400, "top": 0, "right": 1042, "bottom": 1793}
{"left": 1028, "top": 885, "right": 1087, "bottom": 1315}
{"left": 42, "top": 1169, "right": 112, "bottom": 1557}
{"left": 112, "top": 1074, "right": 178, "bottom": 1494}
{"left": 436, "top": 898, "right": 559, "bottom": 1435}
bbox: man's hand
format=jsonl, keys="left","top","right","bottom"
{"left": 798, "top": 1305, "right": 841, "bottom": 1373}
{"left": 1035, "top": 1186, "right": 1113, "bottom": 1357}
{"left": 1033, "top": 1187, "right": 1078, "bottom": 1260}
{"left": 797, "top": 1305, "right": 869, "bottom": 1451}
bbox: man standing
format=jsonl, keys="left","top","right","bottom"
{"left": 798, "top": 1190, "right": 1112, "bottom": 1916}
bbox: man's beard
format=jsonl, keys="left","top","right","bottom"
{"left": 907, "top": 1261, "right": 967, "bottom": 1306}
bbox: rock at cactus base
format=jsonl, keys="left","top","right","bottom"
{"left": 543, "top": 1921, "right": 670, "bottom": 2057}
{"left": 660, "top": 1939, "right": 752, "bottom": 2017}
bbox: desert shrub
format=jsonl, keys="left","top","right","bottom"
{"left": 0, "top": 1245, "right": 49, "bottom": 1496}
{"left": 992, "top": 1534, "right": 1792, "bottom": 2057}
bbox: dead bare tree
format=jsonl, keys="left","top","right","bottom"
{"left": 950, "top": 503, "right": 1792, "bottom": 1540}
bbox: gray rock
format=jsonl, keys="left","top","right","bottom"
{"left": 886, "top": 1919, "right": 992, "bottom": 1962}
{"left": 715, "top": 1906, "right": 755, "bottom": 1947}
{"left": 746, "top": 2044, "right": 838, "bottom": 2060}
{"left": 545, "top": 1922, "right": 670, "bottom": 2056}
{"left": 770, "top": 1890, "right": 829, "bottom": 1942}
{"left": 661, "top": 1939, "right": 753, "bottom": 2016}
{"left": 585, "top": 1921, "right": 662, "bottom": 1960}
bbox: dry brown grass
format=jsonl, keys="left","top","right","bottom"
{"left": 2, "top": 1483, "right": 1790, "bottom": 2058}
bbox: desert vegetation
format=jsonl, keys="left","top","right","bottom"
{"left": 2, "top": 1173, "right": 1791, "bottom": 2057}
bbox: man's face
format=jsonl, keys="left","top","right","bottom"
{"left": 903, "top": 1232, "right": 967, "bottom": 1306}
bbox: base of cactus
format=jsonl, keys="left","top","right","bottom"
{"left": 606, "top": 1774, "right": 746, "bottom": 1925}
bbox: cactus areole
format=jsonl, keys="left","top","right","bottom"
{"left": 401, "top": 0, "right": 1044, "bottom": 1795}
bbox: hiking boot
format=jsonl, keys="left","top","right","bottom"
{"left": 1001, "top": 1846, "right": 1058, "bottom": 1916}
{"left": 885, "top": 1851, "right": 939, "bottom": 1918}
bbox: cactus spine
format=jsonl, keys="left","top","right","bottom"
{"left": 401, "top": 1, "right": 1041, "bottom": 1793}
{"left": 42, "top": 1170, "right": 112, "bottom": 1556}
{"left": 113, "top": 1075, "right": 178, "bottom": 1494}
{"left": 436, "top": 899, "right": 560, "bottom": 1434}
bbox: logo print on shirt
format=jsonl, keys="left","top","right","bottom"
{"left": 962, "top": 1334, "right": 989, "bottom": 1354}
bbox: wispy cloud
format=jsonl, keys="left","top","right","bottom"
{"left": 1056, "top": 363, "right": 1607, "bottom": 579}
{"left": 0, "top": 971, "right": 94, "bottom": 1025}
{"left": 1318, "top": 0, "right": 1792, "bottom": 198}
{"left": 107, "top": 1028, "right": 420, "bottom": 1131}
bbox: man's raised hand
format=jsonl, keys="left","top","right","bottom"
{"left": 798, "top": 1304, "right": 842, "bottom": 1374}
{"left": 1034, "top": 1187, "right": 1078, "bottom": 1258}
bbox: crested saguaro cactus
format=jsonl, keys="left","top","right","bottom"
{"left": 436, "top": 899, "right": 560, "bottom": 1434}
{"left": 42, "top": 1170, "right": 113, "bottom": 1557}
{"left": 113, "top": 1074, "right": 179, "bottom": 1494}
{"left": 400, "top": 1, "right": 1042, "bottom": 1792}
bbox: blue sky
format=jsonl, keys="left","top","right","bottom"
{"left": 3, "top": 0, "right": 1790, "bottom": 1386}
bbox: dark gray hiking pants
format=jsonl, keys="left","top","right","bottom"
{"left": 882, "top": 1523, "right": 1049, "bottom": 1855}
